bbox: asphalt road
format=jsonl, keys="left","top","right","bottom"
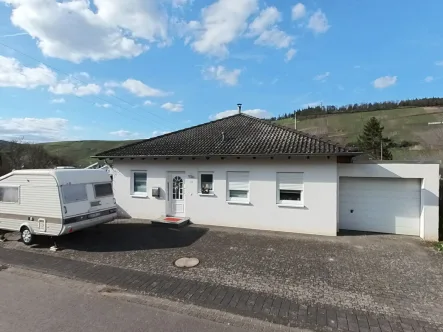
{"left": 0, "top": 267, "right": 255, "bottom": 332}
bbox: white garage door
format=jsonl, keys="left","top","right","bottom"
{"left": 339, "top": 177, "right": 421, "bottom": 235}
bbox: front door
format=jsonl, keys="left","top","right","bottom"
{"left": 168, "top": 172, "right": 185, "bottom": 217}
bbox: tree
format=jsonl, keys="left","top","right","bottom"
{"left": 0, "top": 139, "right": 73, "bottom": 176}
{"left": 357, "top": 117, "right": 393, "bottom": 160}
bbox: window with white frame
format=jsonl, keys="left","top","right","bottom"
{"left": 132, "top": 171, "right": 147, "bottom": 195}
{"left": 277, "top": 172, "right": 304, "bottom": 205}
{"left": 0, "top": 186, "right": 19, "bottom": 203}
{"left": 199, "top": 172, "right": 214, "bottom": 194}
{"left": 227, "top": 171, "right": 249, "bottom": 202}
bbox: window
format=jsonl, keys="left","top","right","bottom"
{"left": 94, "top": 183, "right": 113, "bottom": 198}
{"left": 0, "top": 186, "right": 19, "bottom": 203}
{"left": 172, "top": 176, "right": 184, "bottom": 200}
{"left": 277, "top": 172, "right": 303, "bottom": 206}
{"left": 132, "top": 171, "right": 147, "bottom": 195}
{"left": 227, "top": 171, "right": 249, "bottom": 202}
{"left": 62, "top": 184, "right": 88, "bottom": 204}
{"left": 199, "top": 172, "right": 214, "bottom": 194}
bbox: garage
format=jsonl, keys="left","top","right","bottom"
{"left": 339, "top": 177, "right": 421, "bottom": 236}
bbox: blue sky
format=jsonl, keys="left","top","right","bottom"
{"left": 0, "top": 0, "right": 442, "bottom": 142}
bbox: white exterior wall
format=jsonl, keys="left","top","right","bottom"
{"left": 338, "top": 163, "right": 440, "bottom": 241}
{"left": 112, "top": 157, "right": 339, "bottom": 236}
{"left": 0, "top": 174, "right": 62, "bottom": 218}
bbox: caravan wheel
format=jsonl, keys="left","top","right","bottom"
{"left": 20, "top": 227, "right": 34, "bottom": 245}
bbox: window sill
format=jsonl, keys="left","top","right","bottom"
{"left": 198, "top": 193, "right": 215, "bottom": 196}
{"left": 131, "top": 193, "right": 148, "bottom": 198}
{"left": 227, "top": 201, "right": 251, "bottom": 205}
{"left": 277, "top": 203, "right": 305, "bottom": 208}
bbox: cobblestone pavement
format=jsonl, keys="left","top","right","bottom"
{"left": 1, "top": 220, "right": 443, "bottom": 331}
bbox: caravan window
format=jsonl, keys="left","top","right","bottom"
{"left": 94, "top": 183, "right": 113, "bottom": 198}
{"left": 0, "top": 186, "right": 19, "bottom": 203}
{"left": 62, "top": 184, "right": 88, "bottom": 204}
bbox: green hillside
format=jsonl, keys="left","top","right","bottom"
{"left": 37, "top": 106, "right": 443, "bottom": 166}
{"left": 40, "top": 140, "right": 140, "bottom": 167}
{"left": 276, "top": 106, "right": 443, "bottom": 160}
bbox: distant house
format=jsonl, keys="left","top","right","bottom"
{"left": 95, "top": 112, "right": 439, "bottom": 241}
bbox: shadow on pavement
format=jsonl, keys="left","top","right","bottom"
{"left": 31, "top": 223, "right": 209, "bottom": 252}
{"left": 337, "top": 229, "right": 391, "bottom": 236}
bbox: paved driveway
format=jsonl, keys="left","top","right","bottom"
{"left": 2, "top": 219, "right": 443, "bottom": 327}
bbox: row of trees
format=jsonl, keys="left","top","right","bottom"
{"left": 270, "top": 97, "right": 443, "bottom": 121}
{"left": 0, "top": 139, "right": 73, "bottom": 176}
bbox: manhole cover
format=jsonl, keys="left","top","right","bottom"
{"left": 174, "top": 257, "right": 199, "bottom": 268}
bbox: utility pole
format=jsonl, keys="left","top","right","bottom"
{"left": 380, "top": 135, "right": 383, "bottom": 161}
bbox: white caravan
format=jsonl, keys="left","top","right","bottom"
{"left": 0, "top": 168, "right": 117, "bottom": 245}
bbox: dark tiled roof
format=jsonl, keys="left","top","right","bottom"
{"left": 95, "top": 114, "right": 359, "bottom": 158}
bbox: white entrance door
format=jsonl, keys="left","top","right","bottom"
{"left": 339, "top": 177, "right": 421, "bottom": 236}
{"left": 168, "top": 172, "right": 185, "bottom": 217}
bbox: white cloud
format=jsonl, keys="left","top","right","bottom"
{"left": 144, "top": 100, "right": 154, "bottom": 106}
{"left": 337, "top": 84, "right": 345, "bottom": 90}
{"left": 122, "top": 79, "right": 169, "bottom": 97}
{"left": 161, "top": 102, "right": 183, "bottom": 112}
{"left": 0, "top": 60, "right": 100, "bottom": 96}
{"left": 94, "top": 0, "right": 167, "bottom": 40}
{"left": 95, "top": 103, "right": 112, "bottom": 108}
{"left": 373, "top": 76, "right": 397, "bottom": 89}
{"left": 254, "top": 28, "right": 293, "bottom": 49}
{"left": 50, "top": 98, "right": 65, "bottom": 104}
{"left": 72, "top": 125, "right": 84, "bottom": 131}
{"left": 210, "top": 108, "right": 272, "bottom": 120}
{"left": 172, "top": 0, "right": 192, "bottom": 8}
{"left": 188, "top": 0, "right": 259, "bottom": 57}
{"left": 2, "top": 0, "right": 169, "bottom": 63}
{"left": 302, "top": 101, "right": 322, "bottom": 108}
{"left": 74, "top": 72, "right": 90, "bottom": 80}
{"left": 202, "top": 66, "right": 242, "bottom": 86}
{"left": 285, "top": 48, "right": 297, "bottom": 62}
{"left": 435, "top": 60, "right": 443, "bottom": 66}
{"left": 0, "top": 117, "right": 68, "bottom": 142}
{"left": 307, "top": 10, "right": 330, "bottom": 34}
{"left": 424, "top": 76, "right": 434, "bottom": 83}
{"left": 104, "top": 81, "right": 120, "bottom": 88}
{"left": 291, "top": 3, "right": 306, "bottom": 20}
{"left": 247, "top": 7, "right": 292, "bottom": 49}
{"left": 152, "top": 130, "right": 170, "bottom": 137}
{"left": 49, "top": 80, "right": 101, "bottom": 96}
{"left": 109, "top": 129, "right": 140, "bottom": 138}
{"left": 248, "top": 7, "right": 280, "bottom": 36}
{"left": 105, "top": 89, "right": 115, "bottom": 96}
{"left": 313, "top": 72, "right": 330, "bottom": 81}
{"left": 0, "top": 55, "right": 57, "bottom": 89}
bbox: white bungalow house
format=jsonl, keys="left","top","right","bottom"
{"left": 94, "top": 112, "right": 440, "bottom": 241}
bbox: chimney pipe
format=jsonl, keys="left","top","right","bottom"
{"left": 294, "top": 110, "right": 297, "bottom": 130}
{"left": 237, "top": 103, "right": 242, "bottom": 114}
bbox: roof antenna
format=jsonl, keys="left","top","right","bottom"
{"left": 237, "top": 103, "right": 242, "bottom": 114}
